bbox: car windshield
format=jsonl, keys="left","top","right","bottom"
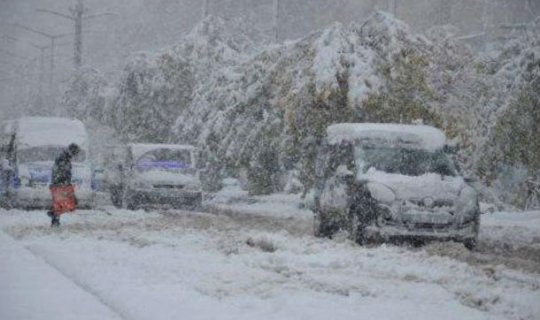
{"left": 18, "top": 146, "right": 86, "bottom": 163}
{"left": 135, "top": 148, "right": 193, "bottom": 173}
{"left": 354, "top": 146, "right": 457, "bottom": 176}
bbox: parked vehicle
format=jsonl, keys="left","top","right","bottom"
{"left": 92, "top": 144, "right": 127, "bottom": 207}
{"left": 0, "top": 120, "right": 16, "bottom": 208}
{"left": 3, "top": 117, "right": 94, "bottom": 209}
{"left": 107, "top": 143, "right": 202, "bottom": 210}
{"left": 313, "top": 123, "right": 480, "bottom": 249}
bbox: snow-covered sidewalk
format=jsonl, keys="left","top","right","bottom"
{"left": 1, "top": 207, "right": 539, "bottom": 320}
{"left": 0, "top": 230, "right": 121, "bottom": 320}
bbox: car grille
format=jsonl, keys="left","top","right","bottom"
{"left": 407, "top": 199, "right": 453, "bottom": 208}
{"left": 153, "top": 184, "right": 184, "bottom": 189}
{"left": 412, "top": 222, "right": 451, "bottom": 230}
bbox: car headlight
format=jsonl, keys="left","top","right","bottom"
{"left": 367, "top": 182, "right": 396, "bottom": 204}
{"left": 455, "top": 186, "right": 479, "bottom": 218}
{"left": 20, "top": 176, "right": 31, "bottom": 187}
{"left": 133, "top": 180, "right": 152, "bottom": 189}
{"left": 423, "top": 197, "right": 434, "bottom": 207}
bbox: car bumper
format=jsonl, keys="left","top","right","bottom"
{"left": 126, "top": 188, "right": 202, "bottom": 208}
{"left": 12, "top": 186, "right": 94, "bottom": 209}
{"left": 364, "top": 219, "right": 478, "bottom": 243}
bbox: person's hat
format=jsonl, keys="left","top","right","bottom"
{"left": 68, "top": 143, "right": 81, "bottom": 155}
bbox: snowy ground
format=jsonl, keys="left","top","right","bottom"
{"left": 1, "top": 199, "right": 539, "bottom": 320}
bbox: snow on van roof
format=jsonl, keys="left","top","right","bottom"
{"left": 128, "top": 143, "right": 195, "bottom": 160}
{"left": 17, "top": 117, "right": 88, "bottom": 150}
{"left": 326, "top": 123, "right": 447, "bottom": 151}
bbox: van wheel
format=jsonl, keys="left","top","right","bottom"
{"left": 110, "top": 186, "right": 123, "bottom": 208}
{"left": 313, "top": 211, "right": 322, "bottom": 237}
{"left": 464, "top": 215, "right": 480, "bottom": 250}
{"left": 125, "top": 197, "right": 137, "bottom": 210}
{"left": 315, "top": 210, "right": 349, "bottom": 239}
{"left": 463, "top": 238, "right": 477, "bottom": 250}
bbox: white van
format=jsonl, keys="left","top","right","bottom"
{"left": 6, "top": 117, "right": 94, "bottom": 208}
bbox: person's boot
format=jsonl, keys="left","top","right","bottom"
{"left": 51, "top": 216, "right": 60, "bottom": 227}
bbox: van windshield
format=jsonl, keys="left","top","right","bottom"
{"left": 135, "top": 148, "right": 193, "bottom": 173}
{"left": 18, "top": 146, "right": 86, "bottom": 163}
{"left": 354, "top": 146, "right": 456, "bottom": 177}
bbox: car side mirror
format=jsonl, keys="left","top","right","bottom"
{"left": 336, "top": 165, "right": 354, "bottom": 181}
{"left": 198, "top": 168, "right": 209, "bottom": 174}
{"left": 464, "top": 177, "right": 476, "bottom": 184}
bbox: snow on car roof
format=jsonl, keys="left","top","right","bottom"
{"left": 128, "top": 143, "right": 195, "bottom": 160}
{"left": 16, "top": 117, "right": 88, "bottom": 150}
{"left": 326, "top": 123, "right": 447, "bottom": 151}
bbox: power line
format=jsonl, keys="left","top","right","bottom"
{"left": 31, "top": 43, "right": 48, "bottom": 96}
{"left": 273, "top": 0, "right": 280, "bottom": 42}
{"left": 0, "top": 48, "right": 28, "bottom": 61}
{"left": 37, "top": 0, "right": 117, "bottom": 69}
{"left": 10, "top": 23, "right": 71, "bottom": 91}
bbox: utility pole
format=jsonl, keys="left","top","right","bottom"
{"left": 73, "top": 0, "right": 86, "bottom": 67}
{"left": 31, "top": 44, "right": 48, "bottom": 97}
{"left": 37, "top": 0, "right": 117, "bottom": 69}
{"left": 273, "top": 0, "right": 280, "bottom": 42}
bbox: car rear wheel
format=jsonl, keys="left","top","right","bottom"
{"left": 109, "top": 185, "right": 124, "bottom": 208}
{"left": 463, "top": 238, "right": 477, "bottom": 250}
{"left": 315, "top": 209, "right": 351, "bottom": 239}
{"left": 463, "top": 215, "right": 480, "bottom": 250}
{"left": 124, "top": 194, "right": 137, "bottom": 211}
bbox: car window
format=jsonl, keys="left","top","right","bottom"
{"left": 354, "top": 146, "right": 456, "bottom": 177}
{"left": 18, "top": 146, "right": 86, "bottom": 163}
{"left": 135, "top": 148, "right": 193, "bottom": 172}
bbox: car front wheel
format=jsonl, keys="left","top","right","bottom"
{"left": 463, "top": 214, "right": 480, "bottom": 250}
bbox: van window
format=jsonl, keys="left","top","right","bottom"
{"left": 354, "top": 146, "right": 456, "bottom": 177}
{"left": 18, "top": 146, "right": 86, "bottom": 163}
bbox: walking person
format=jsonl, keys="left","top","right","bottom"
{"left": 47, "top": 143, "right": 80, "bottom": 227}
{"left": 0, "top": 158, "right": 14, "bottom": 208}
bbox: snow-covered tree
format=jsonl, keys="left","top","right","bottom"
{"left": 61, "top": 68, "right": 109, "bottom": 122}
{"left": 111, "top": 52, "right": 193, "bottom": 143}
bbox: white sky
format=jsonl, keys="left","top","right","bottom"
{"left": 0, "top": 0, "right": 538, "bottom": 117}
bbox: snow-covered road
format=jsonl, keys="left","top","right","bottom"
{"left": 1, "top": 208, "right": 539, "bottom": 320}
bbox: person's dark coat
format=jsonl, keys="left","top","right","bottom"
{"left": 0, "top": 159, "right": 13, "bottom": 192}
{"left": 51, "top": 150, "right": 74, "bottom": 186}
{"left": 0, "top": 159, "right": 14, "bottom": 207}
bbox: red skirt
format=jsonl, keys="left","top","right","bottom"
{"left": 50, "top": 185, "right": 76, "bottom": 215}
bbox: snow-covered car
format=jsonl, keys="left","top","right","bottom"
{"left": 109, "top": 143, "right": 202, "bottom": 210}
{"left": 313, "top": 123, "right": 480, "bottom": 249}
{"left": 4, "top": 117, "right": 94, "bottom": 209}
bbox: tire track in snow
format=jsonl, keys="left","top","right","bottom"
{"left": 25, "top": 245, "right": 132, "bottom": 320}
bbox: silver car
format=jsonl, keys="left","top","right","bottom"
{"left": 107, "top": 143, "right": 202, "bottom": 210}
{"left": 313, "top": 123, "right": 480, "bottom": 249}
